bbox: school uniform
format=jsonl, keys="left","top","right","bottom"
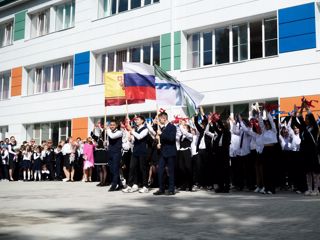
{"left": 191, "top": 131, "right": 200, "bottom": 187}
{"left": 128, "top": 125, "right": 149, "bottom": 189}
{"left": 22, "top": 151, "right": 32, "bottom": 170}
{"left": 107, "top": 128, "right": 123, "bottom": 190}
{"left": 62, "top": 143, "right": 73, "bottom": 168}
{"left": 8, "top": 143, "right": 16, "bottom": 171}
{"left": 157, "top": 122, "right": 177, "bottom": 193}
{"left": 194, "top": 115, "right": 208, "bottom": 187}
{"left": 55, "top": 150, "right": 64, "bottom": 179}
{"left": 259, "top": 113, "right": 278, "bottom": 194}
{"left": 213, "top": 121, "right": 231, "bottom": 192}
{"left": 176, "top": 125, "right": 193, "bottom": 190}
{"left": 1, "top": 149, "right": 9, "bottom": 180}
{"left": 33, "top": 153, "right": 42, "bottom": 171}
{"left": 229, "top": 122, "right": 240, "bottom": 189}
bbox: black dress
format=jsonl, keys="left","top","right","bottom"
{"left": 94, "top": 139, "right": 108, "bottom": 166}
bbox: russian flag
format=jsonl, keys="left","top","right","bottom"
{"left": 123, "top": 62, "right": 156, "bottom": 100}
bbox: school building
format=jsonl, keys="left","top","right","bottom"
{"left": 0, "top": 0, "right": 320, "bottom": 145}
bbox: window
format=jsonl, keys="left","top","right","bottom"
{"left": 131, "top": 0, "right": 141, "bottom": 9}
{"left": 27, "top": 60, "right": 73, "bottom": 95}
{"left": 55, "top": 0, "right": 75, "bottom": 31}
{"left": 98, "top": 0, "right": 159, "bottom": 18}
{"left": 250, "top": 21, "right": 262, "bottom": 59}
{"left": 119, "top": 0, "right": 128, "bottom": 13}
{"left": 26, "top": 121, "right": 71, "bottom": 146}
{"left": 0, "top": 72, "right": 10, "bottom": 100}
{"left": 30, "top": 9, "right": 50, "bottom": 38}
{"left": 130, "top": 46, "right": 141, "bottom": 62}
{"left": 215, "top": 105, "right": 230, "bottom": 121}
{"left": 232, "top": 24, "right": 248, "bottom": 62}
{"left": 187, "top": 33, "right": 200, "bottom": 68}
{"left": 0, "top": 126, "right": 8, "bottom": 140}
{"left": 233, "top": 103, "right": 249, "bottom": 119}
{"left": 203, "top": 32, "right": 213, "bottom": 66}
{"left": 116, "top": 49, "right": 127, "bottom": 71}
{"left": 100, "top": 40, "right": 159, "bottom": 76}
{"left": 0, "top": 21, "right": 13, "bottom": 47}
{"left": 186, "top": 16, "right": 278, "bottom": 69}
{"left": 264, "top": 18, "right": 278, "bottom": 57}
{"left": 215, "top": 27, "right": 230, "bottom": 64}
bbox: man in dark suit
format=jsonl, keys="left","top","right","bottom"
{"left": 153, "top": 112, "right": 177, "bottom": 195}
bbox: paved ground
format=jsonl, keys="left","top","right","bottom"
{"left": 0, "top": 182, "right": 319, "bottom": 240}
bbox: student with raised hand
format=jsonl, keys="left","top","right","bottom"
{"left": 154, "top": 111, "right": 177, "bottom": 195}
{"left": 194, "top": 108, "right": 208, "bottom": 189}
{"left": 122, "top": 116, "right": 149, "bottom": 193}
{"left": 259, "top": 105, "right": 279, "bottom": 194}
{"left": 176, "top": 119, "right": 194, "bottom": 191}
{"left": 106, "top": 120, "right": 123, "bottom": 192}
{"left": 297, "top": 101, "right": 320, "bottom": 196}
{"left": 240, "top": 115, "right": 265, "bottom": 193}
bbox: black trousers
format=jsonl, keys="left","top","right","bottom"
{"left": 177, "top": 149, "right": 193, "bottom": 189}
{"left": 128, "top": 155, "right": 148, "bottom": 187}
{"left": 216, "top": 147, "right": 230, "bottom": 191}
{"left": 121, "top": 150, "right": 131, "bottom": 181}
{"left": 262, "top": 146, "right": 276, "bottom": 193}
{"left": 109, "top": 152, "right": 122, "bottom": 188}
{"left": 197, "top": 149, "right": 208, "bottom": 187}
{"left": 291, "top": 151, "right": 307, "bottom": 191}
{"left": 158, "top": 155, "right": 175, "bottom": 192}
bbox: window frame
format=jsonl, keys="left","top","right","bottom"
{"left": 96, "top": 40, "right": 160, "bottom": 84}
{"left": 98, "top": 0, "right": 160, "bottom": 19}
{"left": 27, "top": 59, "right": 73, "bottom": 96}
{"left": 186, "top": 16, "right": 278, "bottom": 69}
{"left": 55, "top": 0, "right": 75, "bottom": 31}
{"left": 0, "top": 71, "right": 11, "bottom": 101}
{"left": 0, "top": 20, "right": 13, "bottom": 48}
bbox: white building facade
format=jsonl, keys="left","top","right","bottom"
{"left": 0, "top": 0, "right": 320, "bottom": 145}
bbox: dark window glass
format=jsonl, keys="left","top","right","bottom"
{"left": 119, "top": 0, "right": 128, "bottom": 13}
{"left": 143, "top": 45, "right": 151, "bottom": 64}
{"left": 111, "top": 0, "right": 117, "bottom": 14}
{"left": 234, "top": 103, "right": 249, "bottom": 119}
{"left": 215, "top": 105, "right": 231, "bottom": 121}
{"left": 144, "top": 0, "right": 151, "bottom": 5}
{"left": 215, "top": 27, "right": 229, "bottom": 64}
{"left": 130, "top": 47, "right": 141, "bottom": 62}
{"left": 264, "top": 18, "right": 278, "bottom": 57}
{"left": 131, "top": 0, "right": 141, "bottom": 9}
{"left": 152, "top": 41, "right": 160, "bottom": 65}
{"left": 203, "top": 32, "right": 212, "bottom": 65}
{"left": 250, "top": 21, "right": 262, "bottom": 59}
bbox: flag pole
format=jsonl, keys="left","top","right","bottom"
{"left": 104, "top": 105, "right": 107, "bottom": 141}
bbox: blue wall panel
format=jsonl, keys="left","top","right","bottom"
{"left": 279, "top": 2, "right": 316, "bottom": 53}
{"left": 279, "top": 34, "right": 316, "bottom": 53}
{"left": 74, "top": 51, "right": 90, "bottom": 86}
{"left": 279, "top": 2, "right": 315, "bottom": 24}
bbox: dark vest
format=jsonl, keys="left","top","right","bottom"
{"left": 108, "top": 130, "right": 122, "bottom": 153}
{"left": 180, "top": 136, "right": 192, "bottom": 149}
{"left": 133, "top": 125, "right": 148, "bottom": 156}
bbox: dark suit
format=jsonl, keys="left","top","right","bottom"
{"left": 158, "top": 122, "right": 177, "bottom": 192}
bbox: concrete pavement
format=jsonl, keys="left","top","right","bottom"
{"left": 0, "top": 182, "right": 320, "bottom": 240}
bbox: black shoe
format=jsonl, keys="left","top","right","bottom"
{"left": 168, "top": 191, "right": 175, "bottom": 195}
{"left": 108, "top": 186, "right": 118, "bottom": 192}
{"left": 96, "top": 182, "right": 102, "bottom": 187}
{"left": 153, "top": 190, "right": 165, "bottom": 196}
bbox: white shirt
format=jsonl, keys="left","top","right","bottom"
{"left": 229, "top": 122, "right": 240, "bottom": 157}
{"left": 176, "top": 125, "right": 193, "bottom": 151}
{"left": 107, "top": 128, "right": 123, "bottom": 139}
{"left": 233, "top": 122, "right": 251, "bottom": 156}
{"left": 131, "top": 125, "right": 148, "bottom": 141}
{"left": 191, "top": 133, "right": 199, "bottom": 156}
{"left": 259, "top": 112, "right": 278, "bottom": 145}
{"left": 62, "top": 143, "right": 72, "bottom": 155}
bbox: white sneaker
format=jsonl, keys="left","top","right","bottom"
{"left": 311, "top": 190, "right": 319, "bottom": 196}
{"left": 259, "top": 187, "right": 266, "bottom": 194}
{"left": 122, "top": 179, "right": 127, "bottom": 189}
{"left": 267, "top": 191, "right": 273, "bottom": 195}
{"left": 62, "top": 178, "right": 69, "bottom": 182}
{"left": 122, "top": 186, "right": 131, "bottom": 193}
{"left": 305, "top": 190, "right": 313, "bottom": 196}
{"left": 254, "top": 187, "right": 261, "bottom": 193}
{"left": 139, "top": 186, "right": 149, "bottom": 193}
{"left": 130, "top": 184, "right": 139, "bottom": 193}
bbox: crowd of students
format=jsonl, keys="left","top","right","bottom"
{"left": 1, "top": 100, "right": 320, "bottom": 196}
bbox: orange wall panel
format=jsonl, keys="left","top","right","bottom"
{"left": 72, "top": 117, "right": 88, "bottom": 140}
{"left": 280, "top": 94, "right": 320, "bottom": 117}
{"left": 11, "top": 67, "right": 22, "bottom": 97}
